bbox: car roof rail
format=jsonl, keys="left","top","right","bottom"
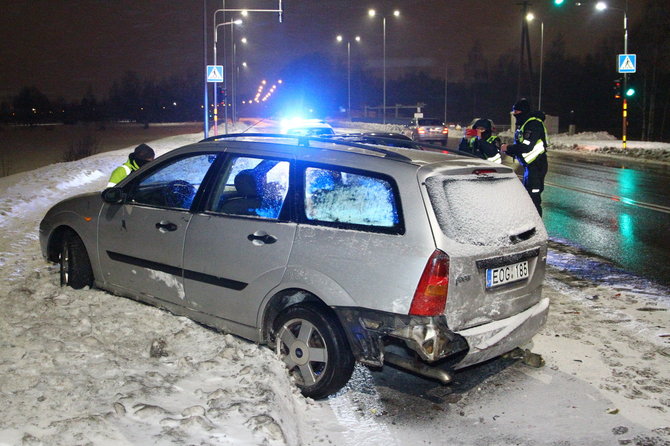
{"left": 200, "top": 132, "right": 415, "bottom": 162}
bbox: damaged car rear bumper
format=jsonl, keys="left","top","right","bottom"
{"left": 334, "top": 297, "right": 549, "bottom": 379}
{"left": 453, "top": 297, "right": 550, "bottom": 369}
{"left": 334, "top": 307, "right": 468, "bottom": 367}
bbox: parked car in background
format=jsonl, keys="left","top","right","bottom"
{"left": 40, "top": 133, "right": 548, "bottom": 399}
{"left": 407, "top": 117, "right": 449, "bottom": 146}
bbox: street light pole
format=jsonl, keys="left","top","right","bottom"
{"left": 348, "top": 40, "right": 351, "bottom": 121}
{"left": 383, "top": 16, "right": 386, "bottom": 124}
{"left": 336, "top": 35, "right": 361, "bottom": 121}
{"left": 369, "top": 9, "right": 399, "bottom": 125}
{"left": 526, "top": 13, "right": 544, "bottom": 110}
{"left": 596, "top": 0, "right": 629, "bottom": 148}
{"left": 622, "top": 5, "right": 628, "bottom": 149}
{"left": 233, "top": 39, "right": 237, "bottom": 124}
{"left": 213, "top": 19, "right": 241, "bottom": 136}
{"left": 539, "top": 21, "right": 544, "bottom": 110}
{"left": 203, "top": 1, "right": 208, "bottom": 138}
{"left": 443, "top": 61, "right": 448, "bottom": 124}
{"left": 236, "top": 60, "right": 247, "bottom": 120}
{"left": 231, "top": 37, "right": 247, "bottom": 124}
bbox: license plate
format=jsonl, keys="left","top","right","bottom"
{"left": 486, "top": 260, "right": 529, "bottom": 288}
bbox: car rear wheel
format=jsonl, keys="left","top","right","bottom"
{"left": 60, "top": 231, "right": 93, "bottom": 289}
{"left": 274, "top": 303, "right": 354, "bottom": 399}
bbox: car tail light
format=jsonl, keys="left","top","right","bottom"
{"left": 409, "top": 250, "right": 450, "bottom": 316}
{"left": 473, "top": 169, "right": 496, "bottom": 175}
{"left": 442, "top": 128, "right": 448, "bottom": 134}
{"left": 418, "top": 127, "right": 426, "bottom": 134}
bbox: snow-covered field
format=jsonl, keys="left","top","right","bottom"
{"left": 0, "top": 127, "right": 669, "bottom": 445}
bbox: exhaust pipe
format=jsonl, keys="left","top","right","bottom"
{"left": 384, "top": 351, "right": 452, "bottom": 384}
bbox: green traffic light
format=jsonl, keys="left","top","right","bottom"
{"left": 625, "top": 88, "right": 636, "bottom": 97}
{"left": 554, "top": 0, "right": 565, "bottom": 5}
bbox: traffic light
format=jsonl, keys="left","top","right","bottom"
{"left": 625, "top": 87, "right": 636, "bottom": 97}
{"left": 613, "top": 79, "right": 621, "bottom": 99}
{"left": 554, "top": 0, "right": 565, "bottom": 5}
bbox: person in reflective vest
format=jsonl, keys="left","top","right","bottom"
{"left": 501, "top": 98, "right": 549, "bottom": 216}
{"left": 107, "top": 143, "right": 155, "bottom": 188}
{"left": 458, "top": 118, "right": 502, "bottom": 164}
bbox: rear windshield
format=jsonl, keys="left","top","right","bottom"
{"left": 425, "top": 175, "right": 538, "bottom": 246}
{"left": 418, "top": 119, "right": 443, "bottom": 126}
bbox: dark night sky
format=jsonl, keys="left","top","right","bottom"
{"left": 0, "top": 0, "right": 642, "bottom": 102}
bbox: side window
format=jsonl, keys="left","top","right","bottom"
{"left": 304, "top": 167, "right": 401, "bottom": 231}
{"left": 130, "top": 154, "right": 216, "bottom": 209}
{"left": 208, "top": 155, "right": 290, "bottom": 219}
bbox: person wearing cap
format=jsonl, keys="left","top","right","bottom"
{"left": 458, "top": 118, "right": 502, "bottom": 164}
{"left": 500, "top": 98, "right": 549, "bottom": 216}
{"left": 107, "top": 143, "right": 155, "bottom": 187}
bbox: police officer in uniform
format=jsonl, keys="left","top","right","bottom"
{"left": 107, "top": 143, "right": 155, "bottom": 187}
{"left": 501, "top": 98, "right": 549, "bottom": 216}
{"left": 458, "top": 118, "right": 502, "bottom": 164}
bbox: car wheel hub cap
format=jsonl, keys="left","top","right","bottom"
{"left": 290, "top": 340, "right": 310, "bottom": 366}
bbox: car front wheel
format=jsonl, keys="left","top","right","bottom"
{"left": 59, "top": 231, "right": 94, "bottom": 289}
{"left": 274, "top": 303, "right": 354, "bottom": 399}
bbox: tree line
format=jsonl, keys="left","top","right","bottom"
{"left": 1, "top": 71, "right": 204, "bottom": 126}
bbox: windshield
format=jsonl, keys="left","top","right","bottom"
{"left": 425, "top": 175, "right": 539, "bottom": 246}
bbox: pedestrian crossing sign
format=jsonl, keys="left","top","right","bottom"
{"left": 618, "top": 54, "right": 636, "bottom": 73}
{"left": 207, "top": 65, "right": 224, "bottom": 82}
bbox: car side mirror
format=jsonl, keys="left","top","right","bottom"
{"left": 101, "top": 187, "right": 126, "bottom": 204}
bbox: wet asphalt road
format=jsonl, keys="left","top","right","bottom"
{"left": 540, "top": 151, "right": 670, "bottom": 287}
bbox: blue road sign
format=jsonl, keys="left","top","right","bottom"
{"left": 618, "top": 54, "right": 636, "bottom": 73}
{"left": 207, "top": 65, "right": 224, "bottom": 82}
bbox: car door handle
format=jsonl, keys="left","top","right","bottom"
{"left": 247, "top": 232, "right": 277, "bottom": 244}
{"left": 155, "top": 221, "right": 178, "bottom": 232}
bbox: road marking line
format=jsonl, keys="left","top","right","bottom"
{"left": 545, "top": 181, "right": 670, "bottom": 214}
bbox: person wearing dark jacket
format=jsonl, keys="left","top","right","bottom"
{"left": 500, "top": 98, "right": 549, "bottom": 216}
{"left": 107, "top": 143, "right": 155, "bottom": 187}
{"left": 458, "top": 118, "right": 502, "bottom": 164}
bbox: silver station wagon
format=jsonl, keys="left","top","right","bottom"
{"left": 40, "top": 134, "right": 549, "bottom": 399}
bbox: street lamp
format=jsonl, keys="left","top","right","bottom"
{"left": 526, "top": 13, "right": 544, "bottom": 110}
{"left": 232, "top": 37, "right": 247, "bottom": 123}
{"left": 336, "top": 35, "right": 361, "bottom": 121}
{"left": 368, "top": 8, "right": 400, "bottom": 124}
{"left": 595, "top": 0, "right": 629, "bottom": 148}
{"left": 213, "top": 18, "right": 242, "bottom": 135}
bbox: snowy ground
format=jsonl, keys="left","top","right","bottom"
{"left": 0, "top": 126, "right": 669, "bottom": 445}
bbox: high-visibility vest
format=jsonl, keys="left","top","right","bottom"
{"left": 468, "top": 135, "right": 502, "bottom": 164}
{"left": 516, "top": 117, "right": 548, "bottom": 164}
{"left": 107, "top": 159, "right": 139, "bottom": 187}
